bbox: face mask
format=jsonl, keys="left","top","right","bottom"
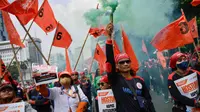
{"left": 176, "top": 61, "right": 189, "bottom": 71}
{"left": 60, "top": 77, "right": 71, "bottom": 86}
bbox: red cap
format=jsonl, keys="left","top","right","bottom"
{"left": 71, "top": 71, "right": 79, "bottom": 75}
{"left": 58, "top": 71, "right": 71, "bottom": 78}
{"left": 0, "top": 81, "right": 13, "bottom": 91}
{"left": 80, "top": 72, "right": 85, "bottom": 76}
{"left": 169, "top": 52, "right": 186, "bottom": 69}
{"left": 100, "top": 75, "right": 108, "bottom": 83}
{"left": 115, "top": 53, "right": 130, "bottom": 63}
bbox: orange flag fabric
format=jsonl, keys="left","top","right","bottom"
{"left": 191, "top": 0, "right": 200, "bottom": 6}
{"left": 0, "top": 58, "right": 10, "bottom": 82}
{"left": 0, "top": 0, "right": 9, "bottom": 9}
{"left": 142, "top": 40, "right": 148, "bottom": 54}
{"left": 157, "top": 51, "right": 166, "bottom": 69}
{"left": 151, "top": 13, "right": 193, "bottom": 51}
{"left": 113, "top": 40, "right": 120, "bottom": 57}
{"left": 189, "top": 17, "right": 199, "bottom": 38}
{"left": 2, "top": 0, "right": 38, "bottom": 15}
{"left": 121, "top": 28, "right": 139, "bottom": 72}
{"left": 89, "top": 27, "right": 105, "bottom": 38}
{"left": 65, "top": 49, "right": 72, "bottom": 73}
{"left": 94, "top": 44, "right": 106, "bottom": 74}
{"left": 52, "top": 23, "right": 72, "bottom": 48}
{"left": 34, "top": 0, "right": 57, "bottom": 33}
{"left": 2, "top": 11, "right": 25, "bottom": 48}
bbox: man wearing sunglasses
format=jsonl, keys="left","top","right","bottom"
{"left": 71, "top": 71, "right": 80, "bottom": 86}
{"left": 105, "top": 23, "right": 155, "bottom": 112}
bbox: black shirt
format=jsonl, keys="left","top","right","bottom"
{"left": 106, "top": 40, "right": 155, "bottom": 112}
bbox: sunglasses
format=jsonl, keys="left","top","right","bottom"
{"left": 98, "top": 83, "right": 105, "bottom": 86}
{"left": 118, "top": 60, "right": 131, "bottom": 64}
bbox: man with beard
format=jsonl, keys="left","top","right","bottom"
{"left": 36, "top": 71, "right": 88, "bottom": 112}
{"left": 105, "top": 23, "right": 155, "bottom": 112}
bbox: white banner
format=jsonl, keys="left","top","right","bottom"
{"left": 0, "top": 102, "right": 25, "bottom": 112}
{"left": 174, "top": 72, "right": 200, "bottom": 112}
{"left": 97, "top": 89, "right": 116, "bottom": 112}
{"left": 32, "top": 64, "right": 58, "bottom": 86}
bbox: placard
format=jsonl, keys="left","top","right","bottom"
{"left": 97, "top": 89, "right": 116, "bottom": 112}
{"left": 174, "top": 72, "right": 200, "bottom": 112}
{"left": 32, "top": 64, "right": 58, "bottom": 86}
{"left": 0, "top": 102, "right": 25, "bottom": 112}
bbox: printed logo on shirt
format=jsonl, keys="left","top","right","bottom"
{"left": 122, "top": 87, "right": 142, "bottom": 96}
{"left": 136, "top": 82, "right": 142, "bottom": 89}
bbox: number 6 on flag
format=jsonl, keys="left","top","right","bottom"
{"left": 52, "top": 23, "right": 72, "bottom": 49}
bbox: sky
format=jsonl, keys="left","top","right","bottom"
{"left": 9, "top": 0, "right": 98, "bottom": 61}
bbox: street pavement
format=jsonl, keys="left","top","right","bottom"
{"left": 151, "top": 91, "right": 173, "bottom": 112}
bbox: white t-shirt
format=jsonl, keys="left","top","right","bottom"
{"left": 48, "top": 86, "right": 88, "bottom": 112}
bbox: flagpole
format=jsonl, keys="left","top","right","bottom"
{"left": 16, "top": 17, "right": 50, "bottom": 65}
{"left": 73, "top": 31, "right": 90, "bottom": 70}
{"left": 89, "top": 41, "right": 99, "bottom": 73}
{"left": 47, "top": 44, "right": 53, "bottom": 63}
{"left": 11, "top": 44, "right": 29, "bottom": 100}
{"left": 0, "top": 19, "right": 36, "bottom": 81}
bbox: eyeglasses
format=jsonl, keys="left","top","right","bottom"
{"left": 118, "top": 60, "right": 131, "bottom": 64}
{"left": 98, "top": 83, "right": 105, "bottom": 86}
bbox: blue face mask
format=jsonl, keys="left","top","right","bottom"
{"left": 176, "top": 61, "right": 189, "bottom": 70}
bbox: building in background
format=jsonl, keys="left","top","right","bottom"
{"left": 74, "top": 46, "right": 84, "bottom": 72}
{"left": 28, "top": 37, "right": 43, "bottom": 65}
{"left": 49, "top": 53, "right": 65, "bottom": 72}
{"left": 0, "top": 12, "right": 8, "bottom": 41}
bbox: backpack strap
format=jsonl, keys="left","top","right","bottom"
{"left": 74, "top": 85, "right": 81, "bottom": 102}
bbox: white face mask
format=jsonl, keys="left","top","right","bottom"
{"left": 60, "top": 77, "right": 71, "bottom": 86}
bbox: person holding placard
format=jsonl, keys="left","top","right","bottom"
{"left": 36, "top": 71, "right": 88, "bottom": 112}
{"left": 168, "top": 52, "right": 200, "bottom": 112}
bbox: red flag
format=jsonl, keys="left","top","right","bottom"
{"left": 2, "top": 11, "right": 25, "bottom": 48}
{"left": 142, "top": 40, "right": 148, "bottom": 54}
{"left": 65, "top": 49, "right": 72, "bottom": 73}
{"left": 2, "top": 0, "right": 38, "bottom": 15}
{"left": 16, "top": 0, "right": 38, "bottom": 25}
{"left": 151, "top": 13, "right": 193, "bottom": 51}
{"left": 189, "top": 17, "right": 199, "bottom": 38}
{"left": 0, "top": 58, "right": 10, "bottom": 82}
{"left": 52, "top": 23, "right": 72, "bottom": 48}
{"left": 121, "top": 28, "right": 139, "bottom": 72}
{"left": 113, "top": 40, "right": 120, "bottom": 57}
{"left": 0, "top": 0, "right": 9, "bottom": 9}
{"left": 157, "top": 51, "right": 166, "bottom": 69}
{"left": 89, "top": 27, "right": 105, "bottom": 38}
{"left": 34, "top": 0, "right": 57, "bottom": 33}
{"left": 191, "top": 0, "right": 200, "bottom": 6}
{"left": 94, "top": 44, "right": 106, "bottom": 74}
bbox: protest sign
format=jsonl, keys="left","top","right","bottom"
{"left": 97, "top": 89, "right": 116, "bottom": 112}
{"left": 0, "top": 102, "right": 25, "bottom": 112}
{"left": 174, "top": 72, "right": 200, "bottom": 112}
{"left": 32, "top": 64, "right": 58, "bottom": 86}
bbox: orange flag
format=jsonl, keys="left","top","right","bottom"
{"left": 113, "top": 40, "right": 120, "bottom": 57}
{"left": 94, "top": 44, "right": 106, "bottom": 74}
{"left": 16, "top": 0, "right": 38, "bottom": 25}
{"left": 0, "top": 58, "right": 10, "bottom": 82}
{"left": 189, "top": 17, "right": 199, "bottom": 38}
{"left": 142, "top": 40, "right": 148, "bottom": 55}
{"left": 2, "top": 0, "right": 38, "bottom": 15}
{"left": 65, "top": 49, "right": 72, "bottom": 73}
{"left": 89, "top": 27, "right": 105, "bottom": 38}
{"left": 191, "top": 0, "right": 200, "bottom": 6}
{"left": 2, "top": 11, "right": 25, "bottom": 48}
{"left": 121, "top": 28, "right": 139, "bottom": 72}
{"left": 34, "top": 0, "right": 57, "bottom": 33}
{"left": 157, "top": 51, "right": 166, "bottom": 69}
{"left": 52, "top": 23, "right": 72, "bottom": 48}
{"left": 0, "top": 0, "right": 9, "bottom": 9}
{"left": 151, "top": 13, "right": 193, "bottom": 51}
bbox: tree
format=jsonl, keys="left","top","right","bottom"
{"left": 7, "top": 61, "right": 19, "bottom": 81}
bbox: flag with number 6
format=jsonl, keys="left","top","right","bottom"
{"left": 34, "top": 0, "right": 57, "bottom": 33}
{"left": 52, "top": 23, "right": 72, "bottom": 48}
